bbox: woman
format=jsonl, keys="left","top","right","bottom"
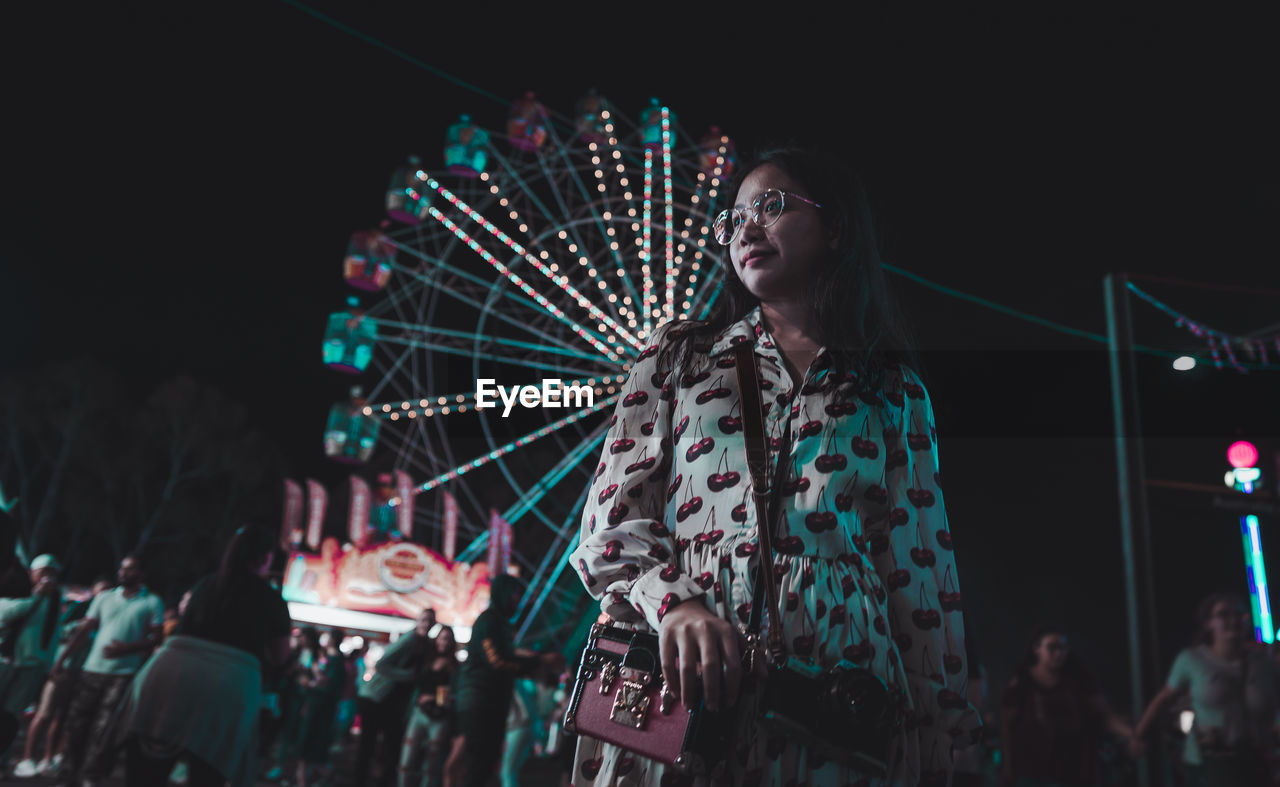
{"left": 112, "top": 525, "right": 293, "bottom": 787}
{"left": 400, "top": 626, "right": 459, "bottom": 787}
{"left": 293, "top": 628, "right": 347, "bottom": 787}
{"left": 571, "top": 147, "right": 980, "bottom": 785}
{"left": 1135, "top": 592, "right": 1279, "bottom": 787}
{"left": 999, "top": 627, "right": 1135, "bottom": 786}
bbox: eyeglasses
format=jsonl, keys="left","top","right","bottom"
{"left": 712, "top": 188, "right": 823, "bottom": 245}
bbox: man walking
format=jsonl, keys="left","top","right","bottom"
{"left": 354, "top": 607, "right": 437, "bottom": 787}
{"left": 54, "top": 555, "right": 164, "bottom": 787}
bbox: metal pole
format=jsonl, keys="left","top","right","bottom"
{"left": 1104, "top": 273, "right": 1165, "bottom": 787}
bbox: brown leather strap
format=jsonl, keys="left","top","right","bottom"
{"left": 733, "top": 342, "right": 788, "bottom": 664}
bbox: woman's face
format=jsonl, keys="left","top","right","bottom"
{"left": 436, "top": 629, "right": 455, "bottom": 652}
{"left": 1207, "top": 600, "right": 1244, "bottom": 645}
{"left": 1034, "top": 633, "right": 1069, "bottom": 671}
{"left": 728, "top": 163, "right": 832, "bottom": 303}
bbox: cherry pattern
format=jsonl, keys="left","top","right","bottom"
{"left": 570, "top": 312, "right": 978, "bottom": 786}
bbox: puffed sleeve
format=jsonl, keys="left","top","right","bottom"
{"left": 878, "top": 367, "right": 982, "bottom": 771}
{"left": 570, "top": 322, "right": 706, "bottom": 632}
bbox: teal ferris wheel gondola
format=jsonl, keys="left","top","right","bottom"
{"left": 386, "top": 157, "right": 434, "bottom": 224}
{"left": 324, "top": 390, "right": 380, "bottom": 464}
{"left": 322, "top": 297, "right": 377, "bottom": 373}
{"left": 574, "top": 89, "right": 611, "bottom": 145}
{"left": 444, "top": 115, "right": 489, "bottom": 177}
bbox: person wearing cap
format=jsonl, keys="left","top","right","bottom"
{"left": 0, "top": 553, "right": 64, "bottom": 760}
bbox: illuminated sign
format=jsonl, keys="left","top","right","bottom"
{"left": 1228, "top": 441, "right": 1259, "bottom": 469}
{"left": 281, "top": 537, "right": 491, "bottom": 628}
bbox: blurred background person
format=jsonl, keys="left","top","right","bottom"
{"left": 262, "top": 626, "right": 309, "bottom": 781}
{"left": 356, "top": 607, "right": 438, "bottom": 787}
{"left": 400, "top": 625, "right": 458, "bottom": 787}
{"left": 500, "top": 670, "right": 543, "bottom": 787}
{"left": 54, "top": 553, "right": 166, "bottom": 787}
{"left": 292, "top": 627, "right": 347, "bottom": 787}
{"left": 0, "top": 554, "right": 63, "bottom": 769}
{"left": 111, "top": 525, "right": 292, "bottom": 787}
{"left": 1000, "top": 626, "right": 1137, "bottom": 787}
{"left": 333, "top": 636, "right": 366, "bottom": 755}
{"left": 16, "top": 575, "right": 112, "bottom": 779}
{"left": 1135, "top": 591, "right": 1280, "bottom": 787}
{"left": 450, "top": 575, "right": 544, "bottom": 787}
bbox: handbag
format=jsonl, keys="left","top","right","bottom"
{"left": 562, "top": 622, "right": 734, "bottom": 772}
{"left": 733, "top": 341, "right": 905, "bottom": 777}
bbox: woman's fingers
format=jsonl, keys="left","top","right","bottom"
{"left": 659, "top": 624, "right": 680, "bottom": 701}
{"left": 658, "top": 601, "right": 754, "bottom": 710}
{"left": 678, "top": 626, "right": 701, "bottom": 708}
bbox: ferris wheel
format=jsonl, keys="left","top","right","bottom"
{"left": 321, "top": 91, "right": 739, "bottom": 647}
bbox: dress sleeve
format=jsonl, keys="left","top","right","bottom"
{"left": 570, "top": 322, "right": 705, "bottom": 632}
{"left": 878, "top": 367, "right": 983, "bottom": 769}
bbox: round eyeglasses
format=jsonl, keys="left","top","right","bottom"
{"left": 712, "top": 189, "right": 823, "bottom": 245}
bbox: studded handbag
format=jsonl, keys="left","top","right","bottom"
{"left": 561, "top": 622, "right": 734, "bottom": 772}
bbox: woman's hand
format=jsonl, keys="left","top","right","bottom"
{"left": 658, "top": 601, "right": 746, "bottom": 712}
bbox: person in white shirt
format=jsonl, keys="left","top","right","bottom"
{"left": 53, "top": 555, "right": 164, "bottom": 787}
{"left": 1135, "top": 592, "right": 1280, "bottom": 787}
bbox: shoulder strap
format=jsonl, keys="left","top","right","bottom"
{"left": 733, "top": 342, "right": 788, "bottom": 664}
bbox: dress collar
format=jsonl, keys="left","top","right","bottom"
{"left": 708, "top": 307, "right": 832, "bottom": 374}
{"left": 708, "top": 307, "right": 768, "bottom": 358}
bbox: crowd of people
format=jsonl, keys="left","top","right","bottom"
{"left": 0, "top": 513, "right": 568, "bottom": 787}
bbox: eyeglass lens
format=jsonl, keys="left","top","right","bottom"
{"left": 713, "top": 190, "right": 786, "bottom": 245}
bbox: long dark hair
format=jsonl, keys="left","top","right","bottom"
{"left": 212, "top": 525, "right": 277, "bottom": 608}
{"left": 657, "top": 146, "right": 919, "bottom": 394}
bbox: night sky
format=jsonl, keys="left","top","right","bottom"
{"left": 5, "top": 5, "right": 1279, "bottom": 707}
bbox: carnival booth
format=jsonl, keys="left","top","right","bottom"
{"left": 276, "top": 472, "right": 512, "bottom": 674}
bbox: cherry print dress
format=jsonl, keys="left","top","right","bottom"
{"left": 571, "top": 309, "right": 981, "bottom": 787}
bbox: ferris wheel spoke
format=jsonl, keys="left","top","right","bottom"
{"left": 514, "top": 487, "right": 588, "bottom": 632}
{"left": 412, "top": 393, "right": 618, "bottom": 496}
{"left": 367, "top": 318, "right": 604, "bottom": 365}
{"left": 382, "top": 242, "right": 583, "bottom": 351}
{"left": 368, "top": 373, "right": 625, "bottom": 421}
{"left": 515, "top": 535, "right": 582, "bottom": 642}
{"left": 454, "top": 424, "right": 604, "bottom": 568}
{"left": 362, "top": 342, "right": 418, "bottom": 403}
{"left": 501, "top": 425, "right": 606, "bottom": 525}
{"left": 424, "top": 181, "right": 642, "bottom": 355}
{"left": 538, "top": 121, "right": 644, "bottom": 319}
{"left": 423, "top": 206, "right": 625, "bottom": 363}
{"left": 380, "top": 247, "right": 606, "bottom": 360}
{"left": 372, "top": 334, "right": 608, "bottom": 378}
{"left": 659, "top": 107, "right": 679, "bottom": 324}
{"left": 470, "top": 144, "right": 633, "bottom": 330}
